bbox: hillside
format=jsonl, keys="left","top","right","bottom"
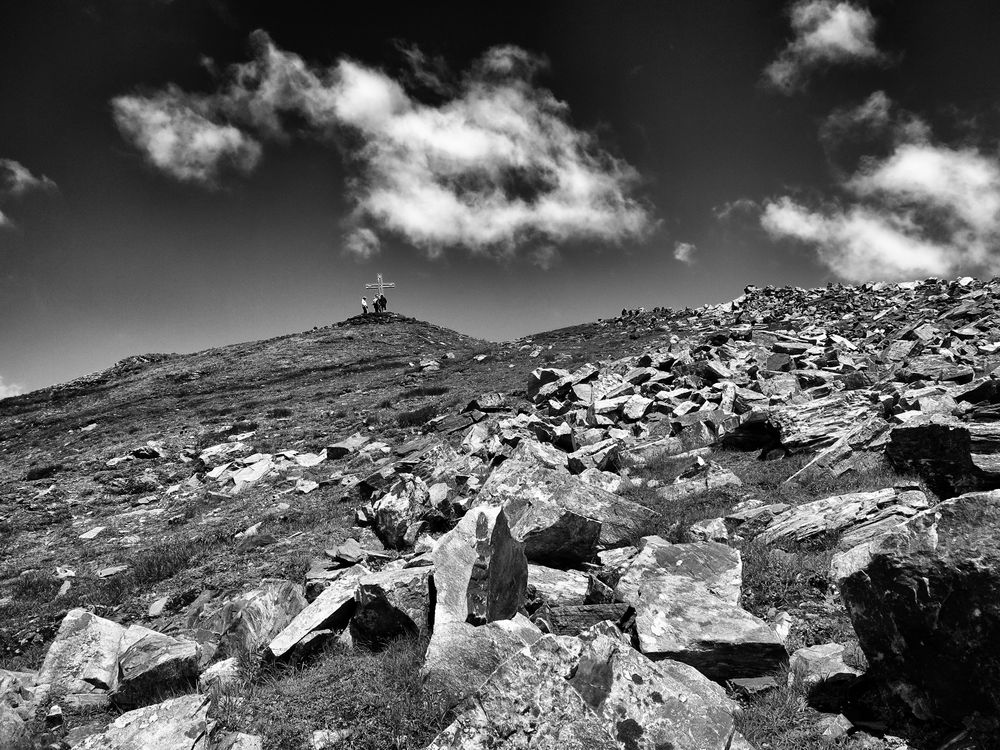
{"left": 2, "top": 281, "right": 1000, "bottom": 749}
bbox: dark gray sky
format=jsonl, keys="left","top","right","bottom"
{"left": 3, "top": 0, "right": 1000, "bottom": 395}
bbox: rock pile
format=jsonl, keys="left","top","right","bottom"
{"left": 9, "top": 277, "right": 1000, "bottom": 746}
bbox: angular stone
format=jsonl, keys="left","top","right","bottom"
{"left": 789, "top": 643, "right": 862, "bottom": 688}
{"left": 527, "top": 368, "right": 570, "bottom": 400}
{"left": 838, "top": 490, "right": 1000, "bottom": 724}
{"left": 0, "top": 704, "right": 28, "bottom": 750}
{"left": 206, "top": 579, "right": 307, "bottom": 656}
{"left": 38, "top": 609, "right": 126, "bottom": 700}
{"left": 350, "top": 567, "right": 432, "bottom": 648}
{"left": 655, "top": 460, "right": 742, "bottom": 503}
{"left": 757, "top": 488, "right": 929, "bottom": 550}
{"left": 74, "top": 694, "right": 209, "bottom": 750}
{"left": 617, "top": 537, "right": 743, "bottom": 605}
{"left": 427, "top": 636, "right": 619, "bottom": 749}
{"left": 616, "top": 538, "right": 785, "bottom": 680}
{"left": 113, "top": 626, "right": 200, "bottom": 707}
{"left": 432, "top": 505, "right": 527, "bottom": 627}
{"left": 886, "top": 414, "right": 1000, "bottom": 496}
{"left": 478, "top": 445, "right": 656, "bottom": 565}
{"left": 527, "top": 564, "right": 589, "bottom": 609}
{"left": 371, "top": 474, "right": 431, "bottom": 549}
{"left": 898, "top": 355, "right": 974, "bottom": 384}
{"left": 570, "top": 633, "right": 747, "bottom": 750}
{"left": 534, "top": 604, "right": 632, "bottom": 636}
{"left": 267, "top": 566, "right": 370, "bottom": 659}
{"left": 423, "top": 616, "right": 542, "bottom": 709}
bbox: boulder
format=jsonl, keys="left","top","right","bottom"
{"left": 788, "top": 642, "right": 863, "bottom": 701}
{"left": 74, "top": 694, "right": 210, "bottom": 750}
{"left": 112, "top": 626, "right": 200, "bottom": 707}
{"left": 838, "top": 490, "right": 1000, "bottom": 725}
{"left": 350, "top": 567, "right": 432, "bottom": 647}
{"left": 616, "top": 538, "right": 785, "bottom": 680}
{"left": 477, "top": 444, "right": 656, "bottom": 565}
{"left": 206, "top": 579, "right": 307, "bottom": 655}
{"left": 0, "top": 704, "right": 28, "bottom": 750}
{"left": 423, "top": 615, "right": 542, "bottom": 708}
{"left": 886, "top": 414, "right": 1000, "bottom": 496}
{"left": 427, "top": 635, "right": 620, "bottom": 749}
{"left": 570, "top": 633, "right": 749, "bottom": 750}
{"left": 371, "top": 474, "right": 431, "bottom": 549}
{"left": 432, "top": 506, "right": 527, "bottom": 627}
{"left": 267, "top": 566, "right": 370, "bottom": 659}
{"left": 37, "top": 609, "right": 126, "bottom": 702}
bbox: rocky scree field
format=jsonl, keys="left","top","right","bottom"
{"left": 2, "top": 280, "right": 1000, "bottom": 749}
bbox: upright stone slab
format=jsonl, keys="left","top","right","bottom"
{"left": 206, "top": 579, "right": 307, "bottom": 656}
{"left": 432, "top": 505, "right": 527, "bottom": 627}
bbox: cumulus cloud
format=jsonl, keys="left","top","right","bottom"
{"left": 673, "top": 241, "right": 696, "bottom": 264}
{"left": 111, "top": 33, "right": 655, "bottom": 262}
{"left": 0, "top": 376, "right": 23, "bottom": 400}
{"left": 762, "top": 97, "right": 1000, "bottom": 281}
{"left": 112, "top": 89, "right": 262, "bottom": 185}
{"left": 0, "top": 159, "right": 57, "bottom": 197}
{"left": 764, "top": 0, "right": 886, "bottom": 94}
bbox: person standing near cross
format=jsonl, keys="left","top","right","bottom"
{"left": 365, "top": 273, "right": 396, "bottom": 314}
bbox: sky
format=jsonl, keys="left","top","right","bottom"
{"left": 4, "top": 0, "right": 1000, "bottom": 395}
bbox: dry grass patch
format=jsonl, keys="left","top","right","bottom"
{"left": 223, "top": 638, "right": 451, "bottom": 750}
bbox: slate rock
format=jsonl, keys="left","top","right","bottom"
{"left": 477, "top": 444, "right": 656, "bottom": 565}
{"left": 839, "top": 490, "right": 1000, "bottom": 725}
{"left": 757, "top": 488, "right": 929, "bottom": 550}
{"left": 207, "top": 579, "right": 307, "bottom": 656}
{"left": 113, "top": 626, "right": 200, "bottom": 707}
{"left": 267, "top": 566, "right": 370, "bottom": 659}
{"left": 74, "top": 694, "right": 209, "bottom": 750}
{"left": 427, "top": 635, "right": 619, "bottom": 749}
{"left": 350, "top": 566, "right": 432, "bottom": 648}
{"left": 432, "top": 505, "right": 527, "bottom": 627}
{"left": 423, "top": 615, "right": 542, "bottom": 709}
{"left": 527, "top": 564, "right": 589, "bottom": 610}
{"left": 37, "top": 608, "right": 126, "bottom": 702}
{"left": 0, "top": 704, "right": 29, "bottom": 750}
{"left": 570, "top": 633, "right": 748, "bottom": 750}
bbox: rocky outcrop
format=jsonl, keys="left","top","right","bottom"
{"left": 838, "top": 490, "right": 1000, "bottom": 727}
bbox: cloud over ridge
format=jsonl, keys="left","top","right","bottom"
{"left": 764, "top": 0, "right": 886, "bottom": 94}
{"left": 111, "top": 33, "right": 656, "bottom": 263}
{"left": 762, "top": 93, "right": 1000, "bottom": 282}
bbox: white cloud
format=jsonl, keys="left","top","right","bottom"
{"left": 764, "top": 0, "right": 886, "bottom": 94}
{"left": 112, "top": 33, "right": 655, "bottom": 262}
{"left": 0, "top": 159, "right": 57, "bottom": 197}
{"left": 0, "top": 208, "right": 13, "bottom": 230}
{"left": 0, "top": 376, "right": 23, "bottom": 400}
{"left": 344, "top": 227, "right": 381, "bottom": 259}
{"left": 111, "top": 88, "right": 262, "bottom": 186}
{"left": 762, "top": 97, "right": 1000, "bottom": 281}
{"left": 713, "top": 198, "right": 759, "bottom": 221}
{"left": 673, "top": 241, "right": 696, "bottom": 264}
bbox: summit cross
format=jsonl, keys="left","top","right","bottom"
{"left": 365, "top": 273, "right": 396, "bottom": 298}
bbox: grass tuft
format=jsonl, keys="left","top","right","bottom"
{"left": 222, "top": 637, "right": 451, "bottom": 750}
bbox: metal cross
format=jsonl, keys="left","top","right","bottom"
{"left": 365, "top": 273, "right": 396, "bottom": 297}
